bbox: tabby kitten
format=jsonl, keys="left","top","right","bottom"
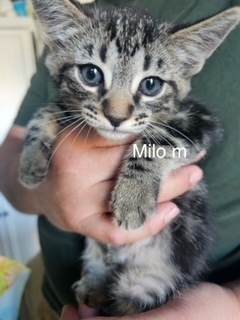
{"left": 19, "top": 0, "right": 240, "bottom": 316}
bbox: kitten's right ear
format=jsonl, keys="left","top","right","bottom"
{"left": 170, "top": 7, "right": 240, "bottom": 77}
{"left": 32, "top": 0, "right": 89, "bottom": 47}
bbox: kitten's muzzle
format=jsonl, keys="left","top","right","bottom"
{"left": 102, "top": 97, "right": 134, "bottom": 128}
{"left": 105, "top": 115, "right": 128, "bottom": 128}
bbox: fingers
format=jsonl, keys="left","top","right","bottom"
{"left": 61, "top": 305, "right": 79, "bottom": 320}
{"left": 158, "top": 165, "right": 203, "bottom": 203}
{"left": 79, "top": 305, "right": 99, "bottom": 318}
{"left": 7, "top": 125, "right": 26, "bottom": 140}
{"left": 77, "top": 202, "right": 179, "bottom": 245}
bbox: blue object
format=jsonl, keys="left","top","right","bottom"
{"left": 13, "top": 1, "right": 28, "bottom": 17}
{"left": 0, "top": 269, "right": 30, "bottom": 320}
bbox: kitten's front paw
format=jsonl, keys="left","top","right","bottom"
{"left": 111, "top": 182, "right": 157, "bottom": 230}
{"left": 74, "top": 276, "right": 107, "bottom": 309}
{"left": 20, "top": 156, "right": 48, "bottom": 188}
{"left": 19, "top": 143, "right": 51, "bottom": 188}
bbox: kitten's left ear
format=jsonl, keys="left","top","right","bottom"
{"left": 170, "top": 7, "right": 240, "bottom": 77}
{"left": 32, "top": 0, "right": 91, "bottom": 47}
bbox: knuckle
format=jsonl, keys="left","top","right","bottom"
{"left": 105, "top": 230, "right": 124, "bottom": 246}
{"left": 58, "top": 205, "right": 76, "bottom": 230}
{"left": 61, "top": 213, "right": 72, "bottom": 228}
{"left": 145, "top": 223, "right": 158, "bottom": 237}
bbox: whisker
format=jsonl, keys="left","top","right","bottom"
{"left": 83, "top": 125, "right": 93, "bottom": 147}
{"left": 67, "top": 120, "right": 88, "bottom": 157}
{"left": 149, "top": 120, "right": 200, "bottom": 152}
{"left": 46, "top": 119, "right": 85, "bottom": 169}
{"left": 29, "top": 118, "right": 82, "bottom": 173}
{"left": 144, "top": 129, "right": 159, "bottom": 146}
{"left": 32, "top": 115, "right": 81, "bottom": 128}
{"left": 146, "top": 124, "right": 175, "bottom": 148}
{"left": 143, "top": 130, "right": 151, "bottom": 146}
{"left": 26, "top": 103, "right": 96, "bottom": 114}
{"left": 40, "top": 109, "right": 80, "bottom": 116}
{"left": 159, "top": 123, "right": 200, "bottom": 152}
{"left": 148, "top": 122, "right": 177, "bottom": 143}
{"left": 147, "top": 123, "right": 170, "bottom": 143}
{"left": 21, "top": 102, "right": 83, "bottom": 111}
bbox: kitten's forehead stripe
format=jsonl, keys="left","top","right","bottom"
{"left": 143, "top": 55, "right": 152, "bottom": 71}
{"left": 142, "top": 23, "right": 156, "bottom": 47}
{"left": 116, "top": 38, "right": 122, "bottom": 54}
{"left": 107, "top": 20, "right": 117, "bottom": 41}
{"left": 130, "top": 43, "right": 140, "bottom": 57}
{"left": 85, "top": 44, "right": 94, "bottom": 57}
{"left": 158, "top": 58, "right": 164, "bottom": 68}
{"left": 100, "top": 44, "right": 108, "bottom": 63}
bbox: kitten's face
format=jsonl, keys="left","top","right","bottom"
{"left": 35, "top": 1, "right": 240, "bottom": 140}
{"left": 46, "top": 8, "right": 184, "bottom": 140}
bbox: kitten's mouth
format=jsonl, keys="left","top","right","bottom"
{"left": 97, "top": 128, "right": 133, "bottom": 141}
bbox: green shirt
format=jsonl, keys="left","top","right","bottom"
{"left": 15, "top": 0, "right": 240, "bottom": 314}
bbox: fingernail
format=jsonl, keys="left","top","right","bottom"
{"left": 190, "top": 169, "right": 203, "bottom": 186}
{"left": 164, "top": 206, "right": 180, "bottom": 224}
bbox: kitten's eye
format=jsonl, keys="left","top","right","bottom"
{"left": 139, "top": 77, "right": 163, "bottom": 96}
{"left": 80, "top": 64, "right": 104, "bottom": 86}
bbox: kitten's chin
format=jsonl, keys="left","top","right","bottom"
{"left": 97, "top": 129, "right": 132, "bottom": 141}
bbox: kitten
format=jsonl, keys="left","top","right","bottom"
{"left": 19, "top": 0, "right": 240, "bottom": 316}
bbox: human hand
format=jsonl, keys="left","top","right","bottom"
{"left": 32, "top": 126, "right": 204, "bottom": 245}
{"left": 72, "top": 282, "right": 240, "bottom": 320}
{"left": 60, "top": 305, "right": 79, "bottom": 320}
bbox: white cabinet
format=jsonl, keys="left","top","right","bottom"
{"left": 0, "top": 17, "right": 40, "bottom": 144}
{"left": 0, "top": 17, "right": 40, "bottom": 263}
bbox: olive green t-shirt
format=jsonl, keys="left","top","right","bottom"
{"left": 15, "top": 0, "right": 240, "bottom": 313}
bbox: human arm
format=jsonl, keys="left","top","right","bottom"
{"left": 61, "top": 281, "right": 240, "bottom": 320}
{"left": 0, "top": 125, "right": 41, "bottom": 213}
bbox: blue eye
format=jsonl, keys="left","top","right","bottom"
{"left": 139, "top": 77, "right": 164, "bottom": 96}
{"left": 80, "top": 64, "right": 104, "bottom": 86}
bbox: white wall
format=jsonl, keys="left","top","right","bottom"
{"left": 0, "top": 16, "right": 40, "bottom": 263}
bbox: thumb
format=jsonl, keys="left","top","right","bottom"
{"left": 61, "top": 305, "right": 79, "bottom": 320}
{"left": 79, "top": 305, "right": 99, "bottom": 318}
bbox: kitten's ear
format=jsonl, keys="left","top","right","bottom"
{"left": 170, "top": 7, "right": 240, "bottom": 77}
{"left": 32, "top": 0, "right": 89, "bottom": 46}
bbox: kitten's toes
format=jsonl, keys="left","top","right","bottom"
{"left": 74, "top": 278, "right": 107, "bottom": 309}
{"left": 19, "top": 167, "right": 47, "bottom": 188}
{"left": 112, "top": 192, "right": 157, "bottom": 230}
{"left": 19, "top": 151, "right": 49, "bottom": 188}
{"left": 104, "top": 296, "right": 144, "bottom": 316}
{"left": 114, "top": 208, "right": 146, "bottom": 230}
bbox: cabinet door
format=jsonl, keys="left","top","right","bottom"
{"left": 0, "top": 30, "right": 39, "bottom": 263}
{"left": 0, "top": 29, "right": 36, "bottom": 143}
{"left": 0, "top": 193, "right": 40, "bottom": 264}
